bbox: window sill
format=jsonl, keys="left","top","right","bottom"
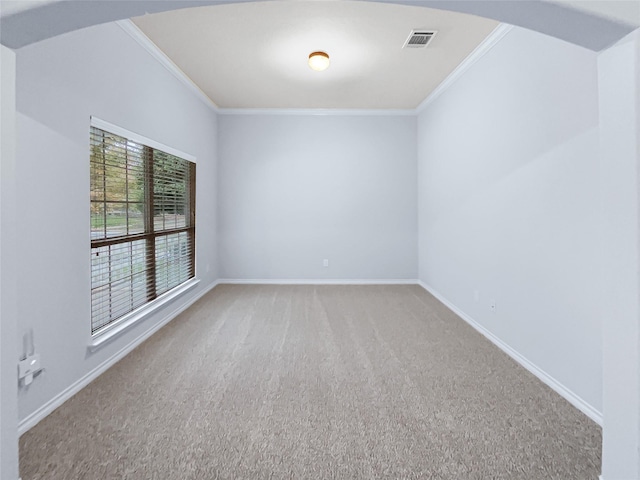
{"left": 88, "top": 278, "right": 200, "bottom": 352}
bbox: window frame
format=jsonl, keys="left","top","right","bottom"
{"left": 89, "top": 117, "right": 197, "bottom": 345}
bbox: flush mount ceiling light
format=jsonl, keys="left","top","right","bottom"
{"left": 308, "top": 51, "right": 330, "bottom": 71}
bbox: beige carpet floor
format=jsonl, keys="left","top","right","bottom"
{"left": 20, "top": 284, "right": 601, "bottom": 479}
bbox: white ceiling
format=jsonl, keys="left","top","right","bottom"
{"left": 132, "top": 1, "right": 498, "bottom": 109}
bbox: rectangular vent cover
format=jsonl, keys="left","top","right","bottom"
{"left": 403, "top": 30, "right": 436, "bottom": 48}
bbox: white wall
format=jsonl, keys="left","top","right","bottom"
{"left": 417, "top": 27, "right": 603, "bottom": 415}
{"left": 15, "top": 22, "right": 218, "bottom": 424}
{"left": 599, "top": 29, "right": 640, "bottom": 480}
{"left": 11, "top": 13, "right": 638, "bottom": 480}
{"left": 218, "top": 113, "right": 418, "bottom": 280}
{"left": 1, "top": 43, "right": 19, "bottom": 480}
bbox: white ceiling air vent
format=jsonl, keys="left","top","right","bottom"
{"left": 403, "top": 30, "right": 436, "bottom": 49}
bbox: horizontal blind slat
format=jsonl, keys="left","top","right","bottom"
{"left": 90, "top": 125, "right": 195, "bottom": 334}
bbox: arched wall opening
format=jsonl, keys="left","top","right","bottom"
{"left": 1, "top": 2, "right": 638, "bottom": 480}
{"left": 0, "top": 0, "right": 637, "bottom": 51}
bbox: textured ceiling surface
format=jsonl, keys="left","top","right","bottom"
{"left": 132, "top": 1, "right": 499, "bottom": 109}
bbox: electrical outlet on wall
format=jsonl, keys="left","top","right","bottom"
{"left": 323, "top": 259, "right": 329, "bottom": 268}
{"left": 18, "top": 353, "right": 42, "bottom": 386}
{"left": 489, "top": 300, "right": 497, "bottom": 313}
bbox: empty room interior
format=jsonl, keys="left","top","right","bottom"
{"left": 1, "top": 1, "right": 639, "bottom": 479}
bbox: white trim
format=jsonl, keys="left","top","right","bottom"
{"left": 417, "top": 281, "right": 603, "bottom": 426}
{"left": 218, "top": 278, "right": 419, "bottom": 285}
{"left": 116, "top": 19, "right": 219, "bottom": 113}
{"left": 89, "top": 278, "right": 200, "bottom": 351}
{"left": 217, "top": 108, "right": 416, "bottom": 116}
{"left": 116, "top": 20, "right": 512, "bottom": 117}
{"left": 416, "top": 23, "right": 514, "bottom": 113}
{"left": 18, "top": 280, "right": 220, "bottom": 436}
{"left": 90, "top": 116, "right": 196, "bottom": 163}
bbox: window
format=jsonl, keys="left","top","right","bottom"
{"left": 90, "top": 120, "right": 196, "bottom": 335}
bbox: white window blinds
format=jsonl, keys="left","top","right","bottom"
{"left": 90, "top": 124, "right": 195, "bottom": 335}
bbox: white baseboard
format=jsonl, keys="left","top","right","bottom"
{"left": 18, "top": 280, "right": 220, "bottom": 435}
{"left": 418, "top": 281, "right": 603, "bottom": 426}
{"left": 20, "top": 279, "right": 602, "bottom": 437}
{"left": 218, "top": 278, "right": 419, "bottom": 285}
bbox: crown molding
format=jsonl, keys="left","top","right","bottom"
{"left": 217, "top": 108, "right": 417, "bottom": 116}
{"left": 116, "top": 18, "right": 512, "bottom": 117}
{"left": 116, "top": 19, "right": 219, "bottom": 113}
{"left": 416, "top": 23, "right": 514, "bottom": 114}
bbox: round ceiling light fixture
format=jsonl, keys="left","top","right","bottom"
{"left": 308, "top": 51, "right": 330, "bottom": 72}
